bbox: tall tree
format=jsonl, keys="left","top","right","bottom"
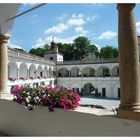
{"left": 57, "top": 43, "right": 73, "bottom": 60}
{"left": 73, "top": 36, "right": 91, "bottom": 60}
{"left": 29, "top": 44, "right": 50, "bottom": 57}
{"left": 100, "top": 45, "right": 118, "bottom": 59}
{"left": 14, "top": 48, "right": 26, "bottom": 52}
{"left": 29, "top": 48, "right": 46, "bottom": 57}
{"left": 112, "top": 48, "right": 118, "bottom": 58}
{"left": 87, "top": 44, "right": 100, "bottom": 58}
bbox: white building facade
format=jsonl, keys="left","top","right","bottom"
{"left": 5, "top": 37, "right": 140, "bottom": 99}
{"left": 57, "top": 60, "right": 120, "bottom": 99}
{"left": 5, "top": 48, "right": 56, "bottom": 99}
{"left": 6, "top": 48, "right": 120, "bottom": 99}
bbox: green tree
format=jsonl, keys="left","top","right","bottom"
{"left": 73, "top": 36, "right": 91, "bottom": 60}
{"left": 29, "top": 44, "right": 50, "bottom": 57}
{"left": 57, "top": 43, "right": 73, "bottom": 60}
{"left": 29, "top": 48, "right": 46, "bottom": 57}
{"left": 88, "top": 44, "right": 100, "bottom": 58}
{"left": 100, "top": 45, "right": 118, "bottom": 59}
{"left": 43, "top": 44, "right": 50, "bottom": 51}
{"left": 112, "top": 48, "right": 118, "bottom": 58}
{"left": 14, "top": 48, "right": 26, "bottom": 52}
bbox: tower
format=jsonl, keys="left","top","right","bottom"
{"left": 44, "top": 37, "right": 63, "bottom": 62}
{"left": 49, "top": 37, "right": 58, "bottom": 53}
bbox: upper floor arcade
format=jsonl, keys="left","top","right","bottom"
{"left": 8, "top": 48, "right": 56, "bottom": 82}
{"left": 57, "top": 62, "right": 119, "bottom": 78}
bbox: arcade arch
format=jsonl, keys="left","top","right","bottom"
{"left": 8, "top": 61, "right": 18, "bottom": 80}
{"left": 96, "top": 66, "right": 110, "bottom": 77}
{"left": 58, "top": 68, "right": 69, "bottom": 77}
{"left": 82, "top": 83, "right": 95, "bottom": 96}
{"left": 19, "top": 63, "right": 28, "bottom": 79}
{"left": 111, "top": 66, "right": 119, "bottom": 77}
{"left": 36, "top": 65, "right": 43, "bottom": 78}
{"left": 29, "top": 64, "right": 36, "bottom": 79}
{"left": 70, "top": 67, "right": 80, "bottom": 77}
{"left": 43, "top": 66, "right": 48, "bottom": 78}
{"left": 82, "top": 67, "right": 95, "bottom": 77}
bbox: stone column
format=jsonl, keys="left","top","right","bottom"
{"left": 0, "top": 34, "right": 9, "bottom": 95}
{"left": 27, "top": 69, "right": 29, "bottom": 79}
{"left": 17, "top": 68, "right": 19, "bottom": 80}
{"left": 35, "top": 70, "right": 37, "bottom": 79}
{"left": 117, "top": 4, "right": 140, "bottom": 121}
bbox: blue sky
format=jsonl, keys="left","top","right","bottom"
{"left": 9, "top": 3, "right": 140, "bottom": 52}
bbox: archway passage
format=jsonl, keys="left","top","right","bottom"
{"left": 43, "top": 66, "right": 48, "bottom": 78}
{"left": 111, "top": 66, "right": 119, "bottom": 77}
{"left": 96, "top": 66, "right": 110, "bottom": 77}
{"left": 36, "top": 65, "right": 43, "bottom": 78}
{"left": 19, "top": 63, "right": 28, "bottom": 80}
{"left": 58, "top": 68, "right": 69, "bottom": 77}
{"left": 83, "top": 83, "right": 95, "bottom": 96}
{"left": 70, "top": 67, "right": 80, "bottom": 77}
{"left": 82, "top": 67, "right": 95, "bottom": 77}
{"left": 8, "top": 61, "right": 18, "bottom": 80}
{"left": 29, "top": 64, "right": 36, "bottom": 79}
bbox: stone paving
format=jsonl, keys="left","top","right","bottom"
{"left": 79, "top": 96, "right": 120, "bottom": 110}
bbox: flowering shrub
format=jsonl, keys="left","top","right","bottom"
{"left": 11, "top": 85, "right": 80, "bottom": 112}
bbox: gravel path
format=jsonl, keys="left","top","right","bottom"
{"left": 79, "top": 97, "right": 120, "bottom": 110}
{"left": 73, "top": 106, "right": 116, "bottom": 116}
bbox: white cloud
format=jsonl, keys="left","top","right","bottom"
{"left": 32, "top": 15, "right": 37, "bottom": 18}
{"left": 75, "top": 26, "right": 89, "bottom": 35}
{"left": 32, "top": 35, "right": 80, "bottom": 49}
{"left": 72, "top": 13, "right": 84, "bottom": 18}
{"left": 54, "top": 36, "right": 77, "bottom": 44}
{"left": 136, "top": 22, "right": 140, "bottom": 34}
{"left": 86, "top": 15, "right": 98, "bottom": 22}
{"left": 32, "top": 37, "right": 52, "bottom": 48}
{"left": 45, "top": 23, "right": 69, "bottom": 34}
{"left": 67, "top": 18, "right": 85, "bottom": 26}
{"left": 8, "top": 41, "right": 23, "bottom": 50}
{"left": 98, "top": 31, "right": 117, "bottom": 40}
{"left": 57, "top": 14, "right": 67, "bottom": 21}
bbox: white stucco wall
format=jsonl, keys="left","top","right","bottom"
{"left": 57, "top": 54, "right": 63, "bottom": 62}
{"left": 57, "top": 77, "right": 120, "bottom": 98}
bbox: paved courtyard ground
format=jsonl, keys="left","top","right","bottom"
{"left": 79, "top": 96, "right": 120, "bottom": 110}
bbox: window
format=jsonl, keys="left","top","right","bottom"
{"left": 118, "top": 88, "right": 120, "bottom": 98}
{"left": 50, "top": 57, "right": 53, "bottom": 60}
{"left": 102, "top": 88, "right": 106, "bottom": 97}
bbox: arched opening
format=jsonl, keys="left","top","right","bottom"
{"left": 29, "top": 64, "right": 36, "bottom": 79}
{"left": 19, "top": 63, "right": 28, "bottom": 80}
{"left": 96, "top": 66, "right": 110, "bottom": 77}
{"left": 70, "top": 67, "right": 80, "bottom": 77}
{"left": 82, "top": 83, "right": 95, "bottom": 96}
{"left": 43, "top": 66, "right": 48, "bottom": 78}
{"left": 58, "top": 68, "right": 69, "bottom": 77}
{"left": 8, "top": 61, "right": 18, "bottom": 80}
{"left": 49, "top": 67, "right": 53, "bottom": 78}
{"left": 82, "top": 67, "right": 95, "bottom": 77}
{"left": 36, "top": 65, "right": 43, "bottom": 78}
{"left": 111, "top": 66, "right": 119, "bottom": 77}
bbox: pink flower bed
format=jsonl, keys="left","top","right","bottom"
{"left": 11, "top": 85, "right": 80, "bottom": 112}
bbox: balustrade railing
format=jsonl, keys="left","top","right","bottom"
{"left": 8, "top": 48, "right": 55, "bottom": 65}
{"left": 57, "top": 58, "right": 118, "bottom": 65}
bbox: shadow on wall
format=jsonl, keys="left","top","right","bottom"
{"left": 0, "top": 99, "right": 140, "bottom": 136}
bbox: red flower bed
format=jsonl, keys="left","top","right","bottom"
{"left": 11, "top": 85, "right": 80, "bottom": 112}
